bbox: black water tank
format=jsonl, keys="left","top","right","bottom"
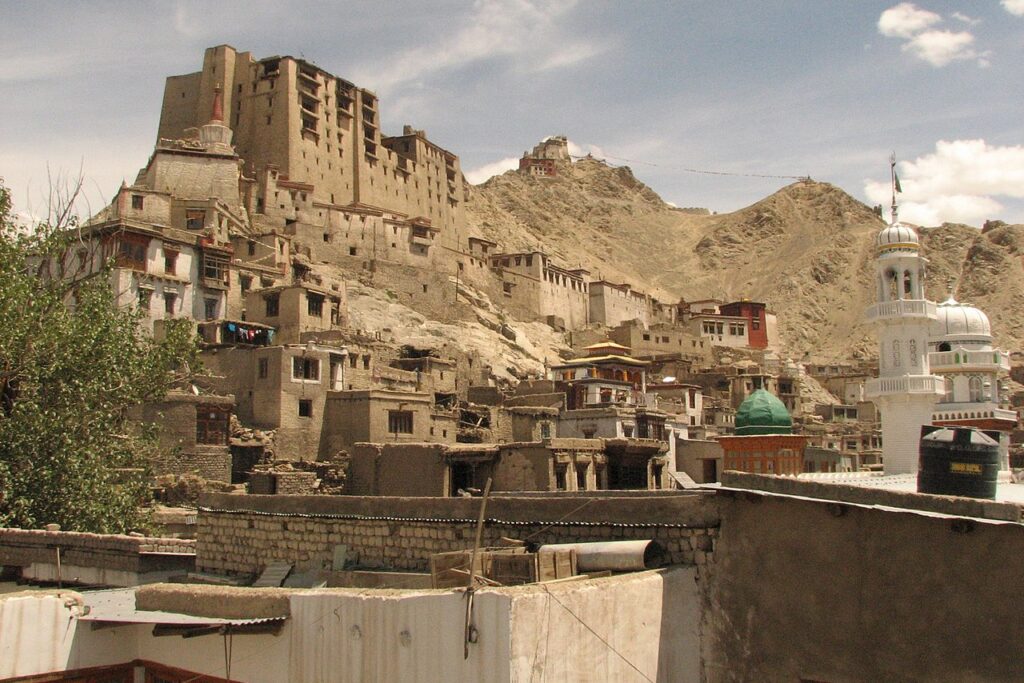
{"left": 918, "top": 426, "right": 1000, "bottom": 499}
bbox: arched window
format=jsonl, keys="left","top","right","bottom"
{"left": 938, "top": 342, "right": 951, "bottom": 352}
{"left": 887, "top": 270, "right": 899, "bottom": 300}
{"left": 909, "top": 339, "right": 918, "bottom": 365}
{"left": 892, "top": 340, "right": 901, "bottom": 367}
{"left": 969, "top": 376, "right": 983, "bottom": 402}
{"left": 903, "top": 270, "right": 912, "bottom": 296}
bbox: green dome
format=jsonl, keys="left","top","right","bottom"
{"left": 735, "top": 389, "right": 792, "bottom": 435}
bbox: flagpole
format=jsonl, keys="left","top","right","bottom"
{"left": 889, "top": 152, "right": 899, "bottom": 224}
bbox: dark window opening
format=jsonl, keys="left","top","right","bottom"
{"left": 196, "top": 406, "right": 230, "bottom": 445}
{"left": 298, "top": 399, "right": 313, "bottom": 418}
{"left": 131, "top": 194, "right": 144, "bottom": 210}
{"left": 292, "top": 357, "right": 320, "bottom": 381}
{"left": 116, "top": 236, "right": 148, "bottom": 270}
{"left": 265, "top": 295, "right": 279, "bottom": 317}
{"left": 388, "top": 410, "right": 413, "bottom": 434}
{"left": 164, "top": 250, "right": 178, "bottom": 275}
{"left": 450, "top": 462, "right": 474, "bottom": 496}
{"left": 186, "top": 210, "right": 205, "bottom": 230}
{"left": 307, "top": 294, "right": 324, "bottom": 317}
{"left": 608, "top": 458, "right": 648, "bottom": 490}
{"left": 202, "top": 253, "right": 229, "bottom": 283}
{"left": 555, "top": 465, "right": 568, "bottom": 491}
{"left": 163, "top": 292, "right": 177, "bottom": 315}
{"left": 258, "top": 358, "right": 269, "bottom": 379}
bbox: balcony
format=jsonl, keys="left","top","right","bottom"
{"left": 865, "top": 374, "right": 945, "bottom": 398}
{"left": 929, "top": 349, "right": 1010, "bottom": 373}
{"left": 865, "top": 299, "right": 936, "bottom": 322}
{"left": 933, "top": 403, "right": 1018, "bottom": 424}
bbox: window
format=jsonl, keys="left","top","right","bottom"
{"left": 196, "top": 406, "right": 230, "bottom": 445}
{"left": 388, "top": 410, "right": 413, "bottom": 434}
{"left": 349, "top": 354, "right": 358, "bottom": 368}
{"left": 186, "top": 210, "right": 205, "bottom": 230}
{"left": 138, "top": 288, "right": 152, "bottom": 310}
{"left": 298, "top": 399, "right": 313, "bottom": 418}
{"left": 116, "top": 235, "right": 148, "bottom": 270}
{"left": 131, "top": 194, "right": 144, "bottom": 210}
{"left": 202, "top": 252, "right": 229, "bottom": 283}
{"left": 265, "top": 294, "right": 279, "bottom": 317}
{"left": 349, "top": 247, "right": 357, "bottom": 256}
{"left": 539, "top": 422, "right": 551, "bottom": 440}
{"left": 248, "top": 240, "right": 256, "bottom": 256}
{"left": 555, "top": 465, "right": 567, "bottom": 491}
{"left": 204, "top": 299, "right": 218, "bottom": 320}
{"left": 164, "top": 250, "right": 178, "bottom": 275}
{"left": 576, "top": 465, "right": 587, "bottom": 491}
{"left": 969, "top": 376, "right": 984, "bottom": 402}
{"left": 362, "top": 355, "right": 370, "bottom": 370}
{"left": 307, "top": 294, "right": 324, "bottom": 317}
{"left": 258, "top": 358, "right": 269, "bottom": 379}
{"left": 292, "top": 356, "right": 320, "bottom": 381}
{"left": 163, "top": 292, "right": 177, "bottom": 315}
{"left": 240, "top": 275, "right": 252, "bottom": 292}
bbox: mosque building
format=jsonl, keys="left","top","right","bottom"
{"left": 718, "top": 389, "right": 808, "bottom": 475}
{"left": 928, "top": 297, "right": 1015, "bottom": 471}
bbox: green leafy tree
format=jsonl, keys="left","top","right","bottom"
{"left": 0, "top": 179, "right": 197, "bottom": 532}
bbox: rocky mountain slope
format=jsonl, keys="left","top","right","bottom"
{"left": 467, "top": 159, "right": 1023, "bottom": 361}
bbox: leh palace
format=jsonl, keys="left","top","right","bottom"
{"left": 4, "top": 44, "right": 1024, "bottom": 683}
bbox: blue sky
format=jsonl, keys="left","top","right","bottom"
{"left": 1, "top": 1, "right": 1022, "bottom": 225}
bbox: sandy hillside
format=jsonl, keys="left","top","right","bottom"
{"left": 467, "top": 160, "right": 1023, "bottom": 361}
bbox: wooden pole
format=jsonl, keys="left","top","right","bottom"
{"left": 464, "top": 477, "right": 492, "bottom": 659}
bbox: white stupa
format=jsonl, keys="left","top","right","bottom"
{"left": 864, "top": 172, "right": 944, "bottom": 475}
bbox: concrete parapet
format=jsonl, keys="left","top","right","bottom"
{"left": 719, "top": 471, "right": 1024, "bottom": 522}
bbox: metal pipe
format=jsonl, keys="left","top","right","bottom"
{"left": 538, "top": 540, "right": 665, "bottom": 572}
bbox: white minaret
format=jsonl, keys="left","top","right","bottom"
{"left": 865, "top": 158, "right": 945, "bottom": 474}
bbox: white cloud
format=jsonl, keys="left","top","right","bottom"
{"left": 902, "top": 29, "right": 978, "bottom": 67}
{"left": 1002, "top": 0, "right": 1024, "bottom": 16}
{"left": 950, "top": 11, "right": 980, "bottom": 26}
{"left": 464, "top": 157, "right": 519, "bottom": 185}
{"left": 877, "top": 4, "right": 987, "bottom": 67}
{"left": 352, "top": 0, "right": 602, "bottom": 95}
{"left": 567, "top": 139, "right": 605, "bottom": 159}
{"left": 864, "top": 139, "right": 1024, "bottom": 225}
{"left": 878, "top": 3, "right": 940, "bottom": 38}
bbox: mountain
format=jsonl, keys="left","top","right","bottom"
{"left": 466, "top": 159, "right": 1023, "bottom": 361}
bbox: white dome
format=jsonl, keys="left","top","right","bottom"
{"left": 930, "top": 297, "right": 992, "bottom": 342}
{"left": 875, "top": 222, "right": 919, "bottom": 251}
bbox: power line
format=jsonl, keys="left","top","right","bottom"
{"left": 570, "top": 153, "right": 808, "bottom": 181}
{"left": 539, "top": 583, "right": 655, "bottom": 682}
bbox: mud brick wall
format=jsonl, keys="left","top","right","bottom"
{"left": 196, "top": 491, "right": 720, "bottom": 575}
{"left": 273, "top": 471, "right": 318, "bottom": 495}
{"left": 0, "top": 528, "right": 195, "bottom": 572}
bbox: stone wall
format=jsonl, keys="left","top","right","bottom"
{"left": 0, "top": 528, "right": 195, "bottom": 573}
{"left": 196, "top": 491, "right": 720, "bottom": 575}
